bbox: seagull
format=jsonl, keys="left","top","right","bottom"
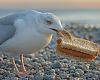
{"left": 0, "top": 10, "right": 63, "bottom": 77}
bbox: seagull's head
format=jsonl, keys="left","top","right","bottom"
{"left": 37, "top": 12, "right": 63, "bottom": 35}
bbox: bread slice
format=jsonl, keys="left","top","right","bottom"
{"left": 56, "top": 30, "right": 99, "bottom": 61}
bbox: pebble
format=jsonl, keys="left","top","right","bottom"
{"left": 59, "top": 74, "right": 69, "bottom": 79}
{"left": 43, "top": 74, "right": 55, "bottom": 80}
{"left": 30, "top": 62, "right": 42, "bottom": 71}
{"left": 32, "top": 73, "right": 43, "bottom": 80}
{"left": 85, "top": 73, "right": 94, "bottom": 78}
{"left": 75, "top": 69, "right": 84, "bottom": 76}
{"left": 69, "top": 66, "right": 76, "bottom": 70}
{"left": 44, "top": 68, "right": 55, "bottom": 75}
{"left": 55, "top": 69, "right": 60, "bottom": 75}
{"left": 51, "top": 61, "right": 62, "bottom": 69}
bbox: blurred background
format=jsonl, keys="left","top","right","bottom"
{"left": 0, "top": 0, "right": 100, "bottom": 25}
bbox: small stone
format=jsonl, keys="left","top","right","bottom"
{"left": 43, "top": 74, "right": 55, "bottom": 80}
{"left": 60, "top": 68, "right": 68, "bottom": 72}
{"left": 75, "top": 64, "right": 83, "bottom": 70}
{"left": 0, "top": 69, "right": 6, "bottom": 75}
{"left": 84, "top": 64, "right": 90, "bottom": 70}
{"left": 52, "top": 61, "right": 62, "bottom": 69}
{"left": 92, "top": 71, "right": 100, "bottom": 75}
{"left": 55, "top": 69, "right": 60, "bottom": 75}
{"left": 85, "top": 73, "right": 94, "bottom": 78}
{"left": 61, "top": 59, "right": 69, "bottom": 63}
{"left": 42, "top": 53, "right": 49, "bottom": 60}
{"left": 44, "top": 68, "right": 55, "bottom": 75}
{"left": 74, "top": 72, "right": 80, "bottom": 77}
{"left": 69, "top": 66, "right": 76, "bottom": 70}
{"left": 75, "top": 69, "right": 84, "bottom": 76}
{"left": 54, "top": 75, "right": 61, "bottom": 80}
{"left": 30, "top": 62, "right": 41, "bottom": 71}
{"left": 89, "top": 61, "right": 97, "bottom": 69}
{"left": 69, "top": 69, "right": 75, "bottom": 74}
{"left": 32, "top": 72, "right": 43, "bottom": 80}
{"left": 59, "top": 74, "right": 69, "bottom": 79}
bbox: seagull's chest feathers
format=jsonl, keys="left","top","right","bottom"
{"left": 2, "top": 26, "right": 52, "bottom": 53}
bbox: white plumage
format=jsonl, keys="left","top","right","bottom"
{"left": 0, "top": 10, "right": 63, "bottom": 57}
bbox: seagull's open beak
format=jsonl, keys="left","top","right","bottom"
{"left": 49, "top": 28, "right": 65, "bottom": 36}
{"left": 49, "top": 28, "right": 60, "bottom": 33}
{"left": 49, "top": 28, "right": 65, "bottom": 37}
{"left": 49, "top": 28, "right": 72, "bottom": 40}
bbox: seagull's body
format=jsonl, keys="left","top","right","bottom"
{"left": 0, "top": 10, "right": 57, "bottom": 56}
{"left": 0, "top": 19, "right": 52, "bottom": 56}
{"left": 0, "top": 10, "right": 63, "bottom": 77}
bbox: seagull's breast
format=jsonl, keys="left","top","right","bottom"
{"left": 0, "top": 27, "right": 52, "bottom": 54}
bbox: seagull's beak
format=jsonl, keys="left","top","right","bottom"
{"left": 49, "top": 28, "right": 65, "bottom": 37}
{"left": 49, "top": 28, "right": 64, "bottom": 35}
{"left": 49, "top": 28, "right": 72, "bottom": 40}
{"left": 49, "top": 28, "right": 60, "bottom": 33}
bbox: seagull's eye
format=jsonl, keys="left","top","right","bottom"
{"left": 46, "top": 20, "right": 53, "bottom": 25}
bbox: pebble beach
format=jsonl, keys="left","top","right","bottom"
{"left": 0, "top": 23, "right": 100, "bottom": 80}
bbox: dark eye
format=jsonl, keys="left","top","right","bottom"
{"left": 46, "top": 20, "right": 53, "bottom": 25}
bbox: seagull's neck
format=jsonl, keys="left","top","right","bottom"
{"left": 38, "top": 32, "right": 53, "bottom": 42}
{"left": 40, "top": 33, "right": 53, "bottom": 48}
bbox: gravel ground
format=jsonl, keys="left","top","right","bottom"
{"left": 0, "top": 23, "right": 100, "bottom": 80}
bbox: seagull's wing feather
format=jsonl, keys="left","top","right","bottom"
{"left": 0, "top": 10, "right": 33, "bottom": 45}
{"left": 0, "top": 14, "right": 17, "bottom": 45}
{"left": 0, "top": 12, "right": 23, "bottom": 25}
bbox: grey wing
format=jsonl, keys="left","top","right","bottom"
{"left": 0, "top": 24, "right": 16, "bottom": 45}
{"left": 0, "top": 11, "right": 28, "bottom": 45}
{"left": 0, "top": 14, "right": 16, "bottom": 45}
